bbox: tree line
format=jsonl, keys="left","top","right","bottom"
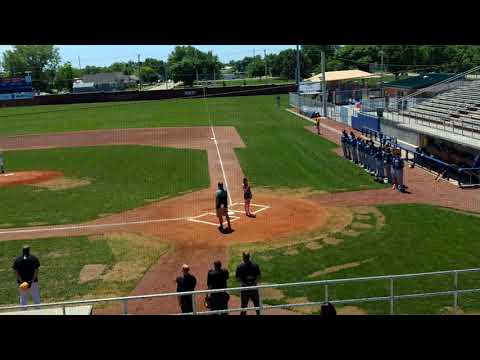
{"left": 2, "top": 45, "right": 480, "bottom": 93}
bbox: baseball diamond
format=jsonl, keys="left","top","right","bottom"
{"left": 1, "top": 89, "right": 480, "bottom": 316}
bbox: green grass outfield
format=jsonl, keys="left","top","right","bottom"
{"left": 0, "top": 234, "right": 169, "bottom": 306}
{"left": 0, "top": 146, "right": 209, "bottom": 228}
{"left": 228, "top": 204, "right": 480, "bottom": 315}
{"left": 0, "top": 95, "right": 382, "bottom": 193}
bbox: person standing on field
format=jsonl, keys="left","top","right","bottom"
{"left": 176, "top": 264, "right": 197, "bottom": 314}
{"left": 12, "top": 245, "right": 41, "bottom": 307}
{"left": 215, "top": 182, "right": 232, "bottom": 233}
{"left": 392, "top": 150, "right": 405, "bottom": 192}
{"left": 206, "top": 260, "right": 230, "bottom": 315}
{"left": 236, "top": 252, "right": 262, "bottom": 316}
{"left": 315, "top": 117, "right": 321, "bottom": 135}
{"left": 341, "top": 131, "right": 348, "bottom": 159}
{"left": 243, "top": 177, "right": 255, "bottom": 218}
{"left": 0, "top": 151, "right": 5, "bottom": 174}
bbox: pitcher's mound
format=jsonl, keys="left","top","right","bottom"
{"left": 0, "top": 171, "right": 63, "bottom": 187}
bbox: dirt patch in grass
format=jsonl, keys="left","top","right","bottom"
{"left": 339, "top": 229, "right": 361, "bottom": 237}
{"left": 79, "top": 264, "right": 106, "bottom": 283}
{"left": 350, "top": 222, "right": 373, "bottom": 230}
{"left": 354, "top": 214, "right": 371, "bottom": 221}
{"left": 323, "top": 237, "right": 343, "bottom": 245}
{"left": 32, "top": 177, "right": 91, "bottom": 191}
{"left": 337, "top": 306, "right": 368, "bottom": 315}
{"left": 102, "top": 261, "right": 146, "bottom": 282}
{"left": 307, "top": 258, "right": 375, "bottom": 278}
{"left": 286, "top": 297, "right": 322, "bottom": 314}
{"left": 305, "top": 241, "right": 323, "bottom": 250}
{"left": 261, "top": 285, "right": 285, "bottom": 300}
{"left": 284, "top": 248, "right": 299, "bottom": 256}
{"left": 351, "top": 206, "right": 386, "bottom": 230}
{"left": 47, "top": 250, "right": 70, "bottom": 258}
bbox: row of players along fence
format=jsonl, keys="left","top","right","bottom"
{"left": 361, "top": 126, "right": 480, "bottom": 187}
{"left": 2, "top": 267, "right": 480, "bottom": 315}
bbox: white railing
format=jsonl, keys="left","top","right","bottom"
{"left": 2, "top": 267, "right": 480, "bottom": 315}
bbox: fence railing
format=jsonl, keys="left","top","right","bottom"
{"left": 358, "top": 126, "right": 480, "bottom": 187}
{"left": 2, "top": 268, "right": 480, "bottom": 315}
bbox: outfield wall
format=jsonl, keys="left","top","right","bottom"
{"left": 0, "top": 84, "right": 296, "bottom": 108}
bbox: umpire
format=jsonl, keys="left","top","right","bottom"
{"left": 236, "top": 252, "right": 262, "bottom": 316}
{"left": 207, "top": 260, "right": 230, "bottom": 315}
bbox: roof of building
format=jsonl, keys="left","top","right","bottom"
{"left": 306, "top": 69, "right": 377, "bottom": 82}
{"left": 73, "top": 82, "right": 95, "bottom": 88}
{"left": 81, "top": 72, "right": 131, "bottom": 85}
{"left": 384, "top": 73, "right": 452, "bottom": 89}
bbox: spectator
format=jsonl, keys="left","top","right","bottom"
{"left": 12, "top": 245, "right": 41, "bottom": 307}
{"left": 176, "top": 264, "right": 197, "bottom": 314}
{"left": 236, "top": 252, "right": 261, "bottom": 316}
{"left": 206, "top": 260, "right": 230, "bottom": 315}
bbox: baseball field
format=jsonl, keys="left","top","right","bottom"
{"left": 1, "top": 94, "right": 480, "bottom": 315}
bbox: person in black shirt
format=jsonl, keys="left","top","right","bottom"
{"left": 216, "top": 182, "right": 232, "bottom": 233}
{"left": 12, "top": 245, "right": 41, "bottom": 306}
{"left": 176, "top": 264, "right": 197, "bottom": 314}
{"left": 235, "top": 253, "right": 261, "bottom": 315}
{"left": 206, "top": 260, "right": 230, "bottom": 315}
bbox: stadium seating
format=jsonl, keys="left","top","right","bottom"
{"left": 399, "top": 80, "right": 480, "bottom": 136}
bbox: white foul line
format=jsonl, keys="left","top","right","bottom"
{"left": 209, "top": 121, "right": 233, "bottom": 207}
{"left": 0, "top": 217, "right": 190, "bottom": 235}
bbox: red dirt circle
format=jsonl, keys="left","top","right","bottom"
{"left": 0, "top": 171, "right": 63, "bottom": 187}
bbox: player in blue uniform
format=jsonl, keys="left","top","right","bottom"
{"left": 391, "top": 150, "right": 405, "bottom": 192}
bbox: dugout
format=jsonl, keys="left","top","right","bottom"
{"left": 305, "top": 70, "right": 380, "bottom": 105}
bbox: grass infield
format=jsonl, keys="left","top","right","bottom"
{"left": 0, "top": 145, "right": 209, "bottom": 228}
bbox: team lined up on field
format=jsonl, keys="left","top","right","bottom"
{"left": 340, "top": 130, "right": 406, "bottom": 192}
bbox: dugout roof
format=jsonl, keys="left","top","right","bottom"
{"left": 306, "top": 69, "right": 377, "bottom": 83}
{"left": 384, "top": 73, "right": 452, "bottom": 89}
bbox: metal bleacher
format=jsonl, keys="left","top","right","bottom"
{"left": 399, "top": 80, "right": 480, "bottom": 137}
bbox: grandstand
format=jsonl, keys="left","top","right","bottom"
{"left": 398, "top": 80, "right": 480, "bottom": 138}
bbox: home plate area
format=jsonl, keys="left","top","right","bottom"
{"left": 187, "top": 203, "right": 271, "bottom": 227}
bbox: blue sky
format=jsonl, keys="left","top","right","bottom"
{"left": 0, "top": 45, "right": 296, "bottom": 67}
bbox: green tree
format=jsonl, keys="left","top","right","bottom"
{"left": 1, "top": 45, "right": 61, "bottom": 92}
{"left": 167, "top": 46, "right": 222, "bottom": 86}
{"left": 246, "top": 56, "right": 265, "bottom": 77}
{"left": 271, "top": 49, "right": 309, "bottom": 79}
{"left": 139, "top": 66, "right": 159, "bottom": 83}
{"left": 55, "top": 62, "right": 74, "bottom": 91}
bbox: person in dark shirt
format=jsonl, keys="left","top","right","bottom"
{"left": 235, "top": 253, "right": 261, "bottom": 316}
{"left": 206, "top": 260, "right": 230, "bottom": 315}
{"left": 176, "top": 264, "right": 197, "bottom": 314}
{"left": 12, "top": 245, "right": 41, "bottom": 306}
{"left": 215, "top": 182, "right": 232, "bottom": 233}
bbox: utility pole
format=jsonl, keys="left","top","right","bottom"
{"left": 137, "top": 54, "right": 141, "bottom": 90}
{"left": 164, "top": 65, "right": 168, "bottom": 89}
{"left": 380, "top": 47, "right": 384, "bottom": 97}
{"left": 321, "top": 50, "right": 327, "bottom": 118}
{"left": 78, "top": 56, "right": 81, "bottom": 70}
{"left": 296, "top": 45, "right": 301, "bottom": 91}
{"left": 264, "top": 49, "right": 267, "bottom": 79}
